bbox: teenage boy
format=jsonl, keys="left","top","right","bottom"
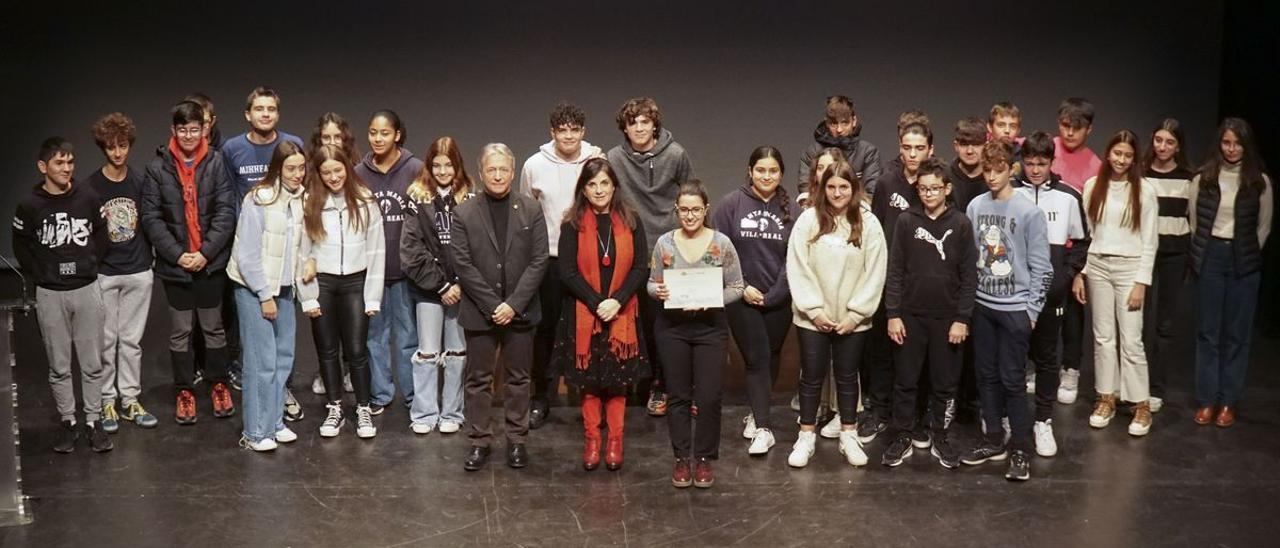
{"left": 961, "top": 139, "right": 1052, "bottom": 481}
{"left": 140, "top": 100, "right": 238, "bottom": 425}
{"left": 1050, "top": 97, "right": 1100, "bottom": 405}
{"left": 797, "top": 95, "right": 883, "bottom": 203}
{"left": 1013, "top": 132, "right": 1089, "bottom": 457}
{"left": 882, "top": 158, "right": 976, "bottom": 470}
{"left": 13, "top": 137, "right": 113, "bottom": 453}
{"left": 607, "top": 97, "right": 693, "bottom": 416}
{"left": 988, "top": 102, "right": 1023, "bottom": 144}
{"left": 862, "top": 121, "right": 933, "bottom": 442}
{"left": 950, "top": 117, "right": 989, "bottom": 211}
{"left": 88, "top": 113, "right": 158, "bottom": 432}
{"left": 520, "top": 101, "right": 602, "bottom": 429}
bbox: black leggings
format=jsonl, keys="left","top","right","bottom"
{"left": 658, "top": 311, "right": 727, "bottom": 459}
{"left": 726, "top": 300, "right": 790, "bottom": 430}
{"left": 311, "top": 272, "right": 373, "bottom": 405}
{"left": 797, "top": 327, "right": 866, "bottom": 426}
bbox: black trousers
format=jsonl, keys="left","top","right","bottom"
{"left": 639, "top": 292, "right": 664, "bottom": 391}
{"left": 725, "top": 300, "right": 791, "bottom": 430}
{"left": 657, "top": 310, "right": 727, "bottom": 459}
{"left": 1143, "top": 251, "right": 1188, "bottom": 398}
{"left": 1029, "top": 305, "right": 1064, "bottom": 421}
{"left": 464, "top": 326, "right": 534, "bottom": 447}
{"left": 310, "top": 273, "right": 373, "bottom": 405}
{"left": 890, "top": 315, "right": 962, "bottom": 435}
{"left": 1061, "top": 296, "right": 1085, "bottom": 372}
{"left": 532, "top": 258, "right": 562, "bottom": 403}
{"left": 797, "top": 326, "right": 866, "bottom": 426}
{"left": 860, "top": 306, "right": 894, "bottom": 420}
{"left": 973, "top": 305, "right": 1033, "bottom": 451}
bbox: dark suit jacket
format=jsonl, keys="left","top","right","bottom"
{"left": 451, "top": 191, "right": 549, "bottom": 331}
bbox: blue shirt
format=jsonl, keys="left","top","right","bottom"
{"left": 221, "top": 131, "right": 304, "bottom": 212}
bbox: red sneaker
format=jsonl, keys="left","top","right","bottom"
{"left": 211, "top": 382, "right": 236, "bottom": 418}
{"left": 693, "top": 457, "right": 714, "bottom": 488}
{"left": 671, "top": 458, "right": 692, "bottom": 488}
{"left": 175, "top": 390, "right": 197, "bottom": 425}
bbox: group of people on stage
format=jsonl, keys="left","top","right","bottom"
{"left": 12, "top": 87, "right": 1272, "bottom": 486}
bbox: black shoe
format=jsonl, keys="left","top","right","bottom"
{"left": 1005, "top": 449, "right": 1031, "bottom": 481}
{"left": 930, "top": 436, "right": 961, "bottom": 469}
{"left": 228, "top": 368, "right": 243, "bottom": 392}
{"left": 88, "top": 422, "right": 114, "bottom": 453}
{"left": 507, "top": 443, "right": 528, "bottom": 468}
{"left": 53, "top": 420, "right": 78, "bottom": 454}
{"left": 368, "top": 403, "right": 386, "bottom": 416}
{"left": 881, "top": 432, "right": 913, "bottom": 467}
{"left": 855, "top": 415, "right": 886, "bottom": 444}
{"left": 464, "top": 446, "right": 491, "bottom": 472}
{"left": 961, "top": 439, "right": 1009, "bottom": 466}
{"left": 910, "top": 429, "right": 932, "bottom": 449}
{"left": 529, "top": 399, "right": 549, "bottom": 430}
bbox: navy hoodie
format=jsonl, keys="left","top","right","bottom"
{"left": 711, "top": 185, "right": 792, "bottom": 307}
{"left": 355, "top": 147, "right": 424, "bottom": 281}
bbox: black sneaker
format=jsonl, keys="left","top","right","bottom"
{"left": 961, "top": 439, "right": 1009, "bottom": 466}
{"left": 53, "top": 420, "right": 78, "bottom": 453}
{"left": 910, "top": 429, "right": 932, "bottom": 449}
{"left": 931, "top": 437, "right": 961, "bottom": 469}
{"left": 88, "top": 422, "right": 114, "bottom": 453}
{"left": 1005, "top": 449, "right": 1031, "bottom": 481}
{"left": 881, "top": 432, "right": 914, "bottom": 467}
{"left": 368, "top": 403, "right": 386, "bottom": 416}
{"left": 856, "top": 415, "right": 886, "bottom": 444}
{"left": 529, "top": 398, "right": 549, "bottom": 430}
{"left": 228, "top": 369, "right": 243, "bottom": 391}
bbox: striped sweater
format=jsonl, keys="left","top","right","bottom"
{"left": 1144, "top": 165, "right": 1194, "bottom": 254}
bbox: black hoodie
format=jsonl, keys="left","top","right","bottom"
{"left": 797, "top": 121, "right": 884, "bottom": 197}
{"left": 948, "top": 158, "right": 987, "bottom": 212}
{"left": 885, "top": 205, "right": 977, "bottom": 323}
{"left": 12, "top": 181, "right": 108, "bottom": 290}
{"left": 870, "top": 157, "right": 922, "bottom": 254}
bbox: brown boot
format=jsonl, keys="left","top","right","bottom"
{"left": 1088, "top": 393, "right": 1117, "bottom": 428}
{"left": 1128, "top": 401, "right": 1152, "bottom": 436}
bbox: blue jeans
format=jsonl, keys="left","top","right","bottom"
{"left": 409, "top": 297, "right": 466, "bottom": 426}
{"left": 235, "top": 285, "right": 296, "bottom": 442}
{"left": 368, "top": 280, "right": 416, "bottom": 407}
{"left": 973, "top": 304, "right": 1033, "bottom": 452}
{"left": 1195, "top": 238, "right": 1260, "bottom": 407}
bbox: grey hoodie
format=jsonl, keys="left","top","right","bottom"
{"left": 606, "top": 128, "right": 693, "bottom": 254}
{"left": 354, "top": 147, "right": 424, "bottom": 281}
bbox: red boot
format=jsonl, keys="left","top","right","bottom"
{"left": 605, "top": 396, "right": 626, "bottom": 471}
{"left": 582, "top": 394, "right": 603, "bottom": 470}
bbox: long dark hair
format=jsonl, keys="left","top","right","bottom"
{"left": 747, "top": 146, "right": 791, "bottom": 225}
{"left": 1140, "top": 118, "right": 1191, "bottom": 173}
{"left": 309, "top": 112, "right": 357, "bottom": 159}
{"left": 1087, "top": 130, "right": 1144, "bottom": 232}
{"left": 409, "top": 136, "right": 473, "bottom": 204}
{"left": 810, "top": 160, "right": 865, "bottom": 246}
{"left": 303, "top": 144, "right": 372, "bottom": 242}
{"left": 1200, "top": 117, "right": 1269, "bottom": 192}
{"left": 809, "top": 146, "right": 843, "bottom": 190}
{"left": 564, "top": 157, "right": 638, "bottom": 230}
{"left": 253, "top": 140, "right": 305, "bottom": 206}
{"left": 675, "top": 179, "right": 712, "bottom": 229}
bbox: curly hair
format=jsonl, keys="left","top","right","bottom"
{"left": 90, "top": 112, "right": 137, "bottom": 150}
{"left": 615, "top": 97, "right": 662, "bottom": 135}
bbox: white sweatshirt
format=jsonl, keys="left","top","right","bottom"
{"left": 299, "top": 190, "right": 386, "bottom": 313}
{"left": 785, "top": 205, "right": 887, "bottom": 332}
{"left": 519, "top": 140, "right": 602, "bottom": 257}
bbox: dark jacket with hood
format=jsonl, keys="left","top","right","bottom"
{"left": 948, "top": 158, "right": 988, "bottom": 212}
{"left": 12, "top": 181, "right": 108, "bottom": 291}
{"left": 607, "top": 128, "right": 694, "bottom": 254}
{"left": 711, "top": 185, "right": 792, "bottom": 307}
{"left": 400, "top": 192, "right": 468, "bottom": 302}
{"left": 870, "top": 157, "right": 922, "bottom": 254}
{"left": 355, "top": 148, "right": 424, "bottom": 282}
{"left": 885, "top": 206, "right": 977, "bottom": 323}
{"left": 140, "top": 144, "right": 237, "bottom": 282}
{"left": 798, "top": 121, "right": 884, "bottom": 198}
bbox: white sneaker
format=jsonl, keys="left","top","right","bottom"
{"left": 356, "top": 405, "right": 377, "bottom": 438}
{"left": 439, "top": 420, "right": 461, "bottom": 434}
{"left": 311, "top": 374, "right": 326, "bottom": 395}
{"left": 319, "top": 403, "right": 344, "bottom": 437}
{"left": 1026, "top": 371, "right": 1037, "bottom": 394}
{"left": 411, "top": 422, "right": 434, "bottom": 435}
{"left": 343, "top": 373, "right": 354, "bottom": 393}
{"left": 748, "top": 428, "right": 775, "bottom": 455}
{"left": 790, "top": 394, "right": 801, "bottom": 412}
{"left": 742, "top": 414, "right": 758, "bottom": 439}
{"left": 1058, "top": 369, "right": 1080, "bottom": 404}
{"left": 788, "top": 431, "right": 817, "bottom": 468}
{"left": 819, "top": 413, "right": 842, "bottom": 439}
{"left": 240, "top": 436, "right": 277, "bottom": 452}
{"left": 1033, "top": 420, "right": 1057, "bottom": 457}
{"left": 1149, "top": 396, "right": 1163, "bottom": 413}
{"left": 838, "top": 430, "right": 868, "bottom": 467}
{"left": 275, "top": 426, "right": 298, "bottom": 444}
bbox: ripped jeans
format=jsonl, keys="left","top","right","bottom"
{"left": 409, "top": 297, "right": 466, "bottom": 426}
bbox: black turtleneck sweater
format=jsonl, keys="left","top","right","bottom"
{"left": 488, "top": 191, "right": 510, "bottom": 251}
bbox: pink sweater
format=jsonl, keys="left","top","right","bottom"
{"left": 1052, "top": 136, "right": 1102, "bottom": 192}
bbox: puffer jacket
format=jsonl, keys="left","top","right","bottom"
{"left": 140, "top": 144, "right": 236, "bottom": 282}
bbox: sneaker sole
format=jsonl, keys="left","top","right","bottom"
{"left": 319, "top": 430, "right": 341, "bottom": 438}
{"left": 855, "top": 432, "right": 880, "bottom": 444}
{"left": 931, "top": 447, "right": 960, "bottom": 469}
{"left": 840, "top": 446, "right": 869, "bottom": 467}
{"left": 175, "top": 417, "right": 197, "bottom": 425}
{"left": 747, "top": 441, "right": 774, "bottom": 456}
{"left": 787, "top": 451, "right": 814, "bottom": 468}
{"left": 961, "top": 453, "right": 1008, "bottom": 466}
{"left": 357, "top": 431, "right": 377, "bottom": 439}
{"left": 882, "top": 450, "right": 910, "bottom": 467}
{"left": 1036, "top": 446, "right": 1058, "bottom": 457}
{"left": 1128, "top": 425, "right": 1151, "bottom": 436}
{"left": 672, "top": 478, "right": 693, "bottom": 488}
{"left": 1005, "top": 471, "right": 1031, "bottom": 481}
{"left": 1089, "top": 415, "right": 1114, "bottom": 428}
{"left": 102, "top": 424, "right": 119, "bottom": 434}
{"left": 911, "top": 439, "right": 931, "bottom": 450}
{"left": 1058, "top": 392, "right": 1077, "bottom": 404}
{"left": 693, "top": 479, "right": 714, "bottom": 488}
{"left": 284, "top": 411, "right": 304, "bottom": 422}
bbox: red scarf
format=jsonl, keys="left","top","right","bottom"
{"left": 168, "top": 136, "right": 209, "bottom": 253}
{"left": 574, "top": 210, "right": 640, "bottom": 370}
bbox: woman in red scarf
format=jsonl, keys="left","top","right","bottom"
{"left": 551, "top": 158, "right": 649, "bottom": 471}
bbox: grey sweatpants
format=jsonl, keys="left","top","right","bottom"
{"left": 99, "top": 270, "right": 154, "bottom": 405}
{"left": 36, "top": 282, "right": 107, "bottom": 422}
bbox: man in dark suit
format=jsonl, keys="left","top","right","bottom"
{"left": 451, "top": 143, "right": 549, "bottom": 471}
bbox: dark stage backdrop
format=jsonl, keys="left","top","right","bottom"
{"left": 0, "top": 1, "right": 1224, "bottom": 258}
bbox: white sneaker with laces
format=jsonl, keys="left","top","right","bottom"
{"left": 1058, "top": 368, "right": 1080, "bottom": 404}
{"left": 788, "top": 431, "right": 817, "bottom": 468}
{"left": 1033, "top": 420, "right": 1057, "bottom": 457}
{"left": 439, "top": 420, "right": 461, "bottom": 434}
{"left": 240, "top": 436, "right": 278, "bottom": 452}
{"left": 819, "top": 413, "right": 842, "bottom": 439}
{"left": 319, "top": 403, "right": 344, "bottom": 438}
{"left": 411, "top": 422, "right": 434, "bottom": 435}
{"left": 742, "top": 414, "right": 758, "bottom": 439}
{"left": 838, "top": 430, "right": 868, "bottom": 466}
{"left": 275, "top": 426, "right": 297, "bottom": 444}
{"left": 1149, "top": 396, "right": 1164, "bottom": 413}
{"left": 748, "top": 428, "right": 775, "bottom": 455}
{"left": 356, "top": 405, "right": 377, "bottom": 438}
{"left": 311, "top": 375, "right": 326, "bottom": 395}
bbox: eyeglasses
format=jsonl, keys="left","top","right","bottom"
{"left": 917, "top": 186, "right": 946, "bottom": 196}
{"left": 175, "top": 127, "right": 203, "bottom": 137}
{"left": 676, "top": 206, "right": 706, "bottom": 217}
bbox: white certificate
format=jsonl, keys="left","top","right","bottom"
{"left": 663, "top": 267, "right": 724, "bottom": 310}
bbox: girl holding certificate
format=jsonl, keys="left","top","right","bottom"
{"left": 648, "top": 180, "right": 745, "bottom": 489}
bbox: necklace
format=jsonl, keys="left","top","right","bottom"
{"left": 596, "top": 226, "right": 613, "bottom": 267}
